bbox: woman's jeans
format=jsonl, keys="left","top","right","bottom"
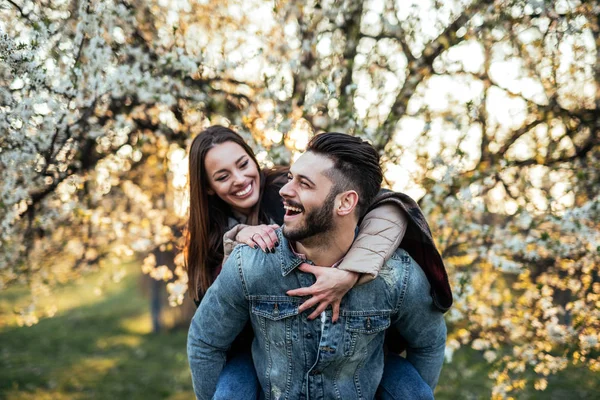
{"left": 377, "top": 353, "right": 434, "bottom": 400}
{"left": 214, "top": 351, "right": 433, "bottom": 400}
{"left": 214, "top": 352, "right": 260, "bottom": 400}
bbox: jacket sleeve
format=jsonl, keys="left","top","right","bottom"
{"left": 337, "top": 203, "right": 408, "bottom": 285}
{"left": 222, "top": 223, "right": 248, "bottom": 264}
{"left": 187, "top": 247, "right": 249, "bottom": 399}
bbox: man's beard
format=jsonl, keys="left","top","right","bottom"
{"left": 282, "top": 189, "right": 336, "bottom": 242}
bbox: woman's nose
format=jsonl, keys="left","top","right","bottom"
{"left": 232, "top": 169, "right": 245, "bottom": 185}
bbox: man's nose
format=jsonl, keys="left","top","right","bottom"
{"left": 279, "top": 181, "right": 293, "bottom": 198}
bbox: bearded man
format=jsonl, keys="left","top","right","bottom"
{"left": 187, "top": 132, "right": 447, "bottom": 399}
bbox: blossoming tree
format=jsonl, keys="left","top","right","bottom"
{"left": 1, "top": 0, "right": 598, "bottom": 397}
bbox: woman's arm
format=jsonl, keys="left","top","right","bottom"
{"left": 222, "top": 224, "right": 249, "bottom": 264}
{"left": 338, "top": 203, "right": 408, "bottom": 284}
{"left": 222, "top": 223, "right": 280, "bottom": 264}
{"left": 287, "top": 202, "right": 408, "bottom": 322}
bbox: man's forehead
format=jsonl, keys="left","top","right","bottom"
{"left": 290, "top": 152, "right": 334, "bottom": 180}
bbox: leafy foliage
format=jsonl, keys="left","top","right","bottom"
{"left": 1, "top": 0, "right": 598, "bottom": 396}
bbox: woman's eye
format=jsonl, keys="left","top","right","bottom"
{"left": 240, "top": 160, "right": 249, "bottom": 168}
{"left": 215, "top": 175, "right": 228, "bottom": 182}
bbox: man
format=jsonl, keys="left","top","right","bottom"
{"left": 187, "top": 133, "right": 447, "bottom": 399}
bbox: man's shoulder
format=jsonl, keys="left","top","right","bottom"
{"left": 228, "top": 244, "right": 270, "bottom": 265}
{"left": 375, "top": 248, "right": 427, "bottom": 300}
{"left": 379, "top": 248, "right": 413, "bottom": 278}
{"left": 385, "top": 248, "right": 436, "bottom": 311}
{"left": 226, "top": 244, "right": 281, "bottom": 279}
{"left": 388, "top": 248, "right": 413, "bottom": 265}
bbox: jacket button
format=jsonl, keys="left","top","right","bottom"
{"left": 365, "top": 317, "right": 372, "bottom": 330}
{"left": 306, "top": 333, "right": 313, "bottom": 339}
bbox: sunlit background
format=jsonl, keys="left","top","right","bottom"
{"left": 1, "top": 0, "right": 599, "bottom": 399}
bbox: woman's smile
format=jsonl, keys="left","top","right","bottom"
{"left": 204, "top": 141, "right": 261, "bottom": 215}
{"left": 233, "top": 182, "right": 254, "bottom": 198}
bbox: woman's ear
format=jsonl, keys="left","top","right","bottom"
{"left": 207, "top": 187, "right": 215, "bottom": 195}
{"left": 336, "top": 191, "right": 359, "bottom": 216}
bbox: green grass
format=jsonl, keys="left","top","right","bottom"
{"left": 1, "top": 263, "right": 598, "bottom": 399}
{"left": 0, "top": 262, "right": 194, "bottom": 400}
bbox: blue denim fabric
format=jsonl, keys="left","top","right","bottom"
{"left": 378, "top": 354, "right": 434, "bottom": 400}
{"left": 214, "top": 351, "right": 260, "bottom": 400}
{"left": 188, "top": 229, "right": 446, "bottom": 400}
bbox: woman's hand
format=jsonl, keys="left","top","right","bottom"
{"left": 235, "top": 224, "right": 280, "bottom": 253}
{"left": 287, "top": 264, "right": 359, "bottom": 323}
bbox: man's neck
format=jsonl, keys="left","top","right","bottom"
{"left": 295, "top": 225, "right": 356, "bottom": 267}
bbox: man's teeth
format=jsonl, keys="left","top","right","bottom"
{"left": 235, "top": 184, "right": 252, "bottom": 196}
{"left": 284, "top": 205, "right": 302, "bottom": 213}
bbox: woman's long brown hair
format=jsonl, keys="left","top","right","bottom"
{"left": 185, "top": 126, "right": 281, "bottom": 301}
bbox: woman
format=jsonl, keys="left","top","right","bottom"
{"left": 185, "top": 125, "right": 434, "bottom": 399}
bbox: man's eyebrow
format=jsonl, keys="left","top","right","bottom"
{"left": 212, "top": 155, "right": 245, "bottom": 177}
{"left": 296, "top": 173, "right": 316, "bottom": 186}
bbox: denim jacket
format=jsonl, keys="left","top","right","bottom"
{"left": 187, "top": 229, "right": 446, "bottom": 400}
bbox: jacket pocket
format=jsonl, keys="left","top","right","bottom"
{"left": 343, "top": 313, "right": 390, "bottom": 357}
{"left": 252, "top": 299, "right": 298, "bottom": 320}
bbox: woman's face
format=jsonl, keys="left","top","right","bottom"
{"left": 204, "top": 141, "right": 261, "bottom": 215}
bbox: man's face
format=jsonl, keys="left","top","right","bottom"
{"left": 279, "top": 152, "right": 338, "bottom": 242}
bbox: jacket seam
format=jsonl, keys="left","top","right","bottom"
{"left": 394, "top": 256, "right": 410, "bottom": 313}
{"left": 344, "top": 245, "right": 386, "bottom": 258}
{"left": 361, "top": 215, "right": 404, "bottom": 227}
{"left": 236, "top": 249, "right": 249, "bottom": 299}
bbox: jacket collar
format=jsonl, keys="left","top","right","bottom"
{"left": 276, "top": 229, "right": 305, "bottom": 276}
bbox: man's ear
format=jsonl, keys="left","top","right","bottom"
{"left": 336, "top": 190, "right": 359, "bottom": 216}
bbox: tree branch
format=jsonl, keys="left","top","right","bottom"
{"left": 6, "top": 0, "right": 28, "bottom": 19}
{"left": 336, "top": 1, "right": 364, "bottom": 128}
{"left": 376, "top": 0, "right": 488, "bottom": 151}
{"left": 497, "top": 119, "right": 545, "bottom": 157}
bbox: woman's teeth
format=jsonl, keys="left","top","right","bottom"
{"left": 234, "top": 184, "right": 252, "bottom": 197}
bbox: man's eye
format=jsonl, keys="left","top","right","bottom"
{"left": 300, "top": 181, "right": 309, "bottom": 188}
{"left": 287, "top": 173, "right": 292, "bottom": 181}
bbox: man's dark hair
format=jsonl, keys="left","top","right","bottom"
{"left": 306, "top": 132, "right": 382, "bottom": 217}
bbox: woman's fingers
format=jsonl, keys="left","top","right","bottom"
{"left": 237, "top": 225, "right": 280, "bottom": 253}
{"left": 237, "top": 234, "right": 258, "bottom": 248}
{"left": 307, "top": 302, "right": 328, "bottom": 320}
{"left": 288, "top": 265, "right": 356, "bottom": 322}
{"left": 297, "top": 263, "right": 319, "bottom": 275}
{"left": 287, "top": 286, "right": 313, "bottom": 297}
{"left": 297, "top": 295, "right": 321, "bottom": 313}
{"left": 296, "top": 296, "right": 340, "bottom": 321}
{"left": 291, "top": 290, "right": 341, "bottom": 321}
{"left": 261, "top": 227, "right": 279, "bottom": 248}
{"left": 250, "top": 233, "right": 270, "bottom": 252}
{"left": 331, "top": 301, "right": 341, "bottom": 323}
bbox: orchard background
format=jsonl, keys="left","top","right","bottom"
{"left": 1, "top": 0, "right": 599, "bottom": 398}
